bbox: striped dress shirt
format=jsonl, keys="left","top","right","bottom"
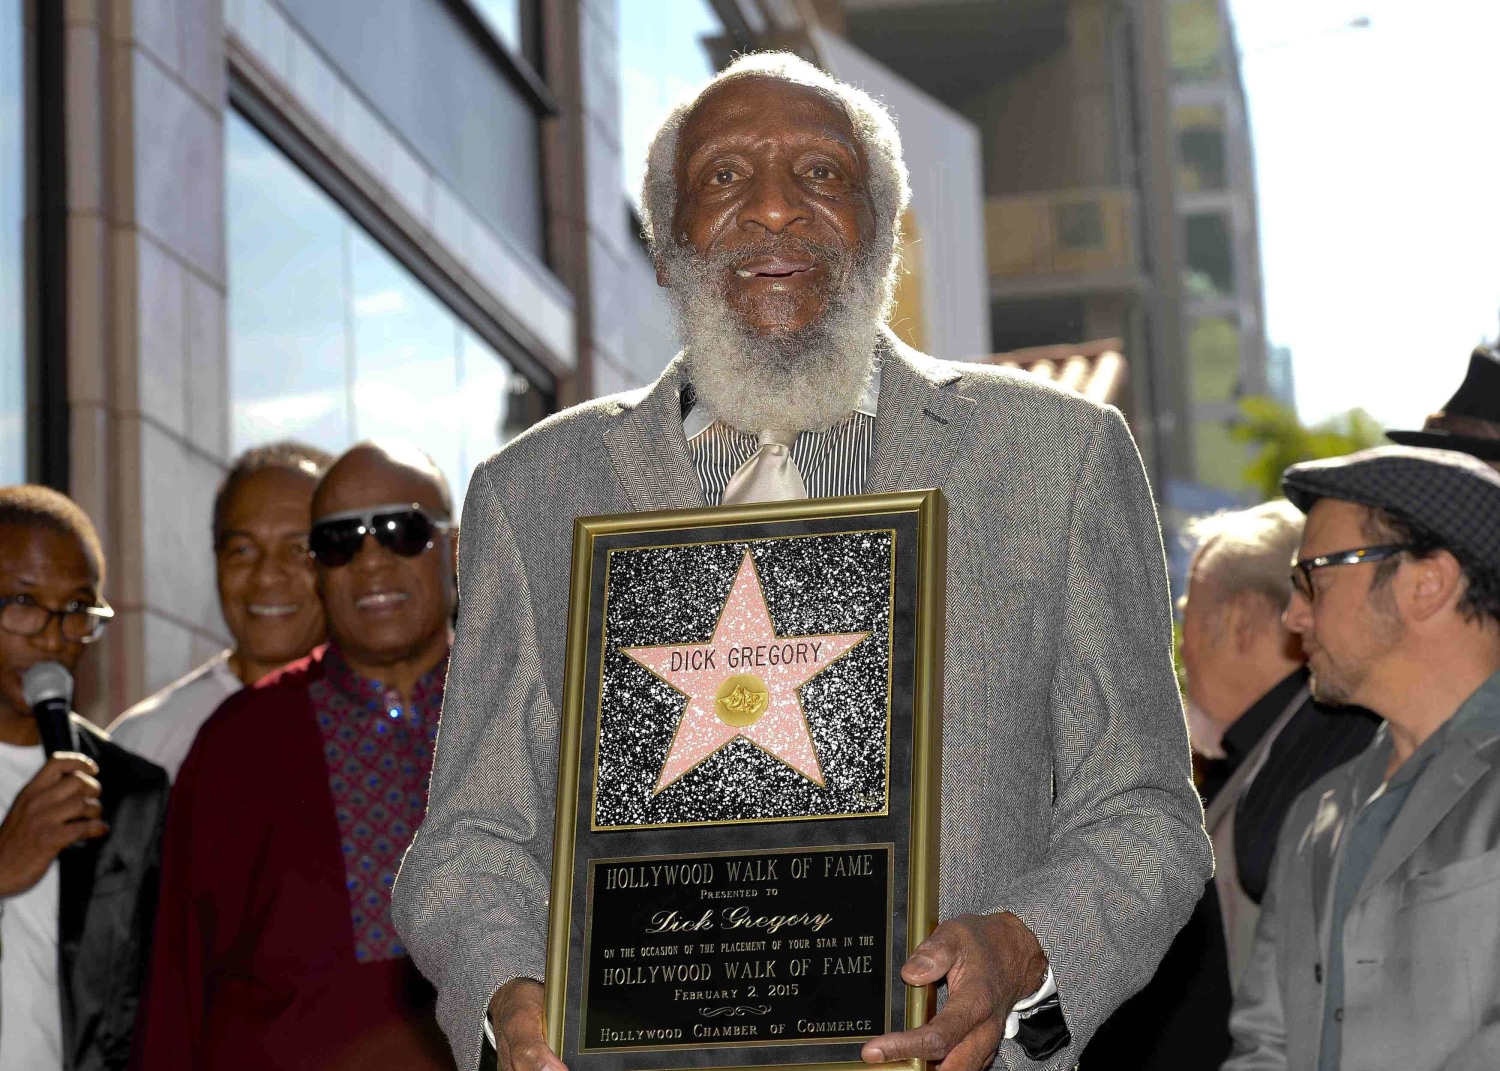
{"left": 682, "top": 367, "right": 879, "bottom": 505}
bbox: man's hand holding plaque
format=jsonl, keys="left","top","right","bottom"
{"left": 490, "top": 980, "right": 564, "bottom": 1071}
{"left": 863, "top": 914, "right": 1048, "bottom": 1071}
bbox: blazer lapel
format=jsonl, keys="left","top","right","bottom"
{"left": 1204, "top": 685, "right": 1310, "bottom": 832}
{"left": 865, "top": 334, "right": 976, "bottom": 495}
{"left": 57, "top": 720, "right": 104, "bottom": 1024}
{"left": 601, "top": 354, "right": 707, "bottom": 514}
{"left": 1355, "top": 731, "right": 1499, "bottom": 903}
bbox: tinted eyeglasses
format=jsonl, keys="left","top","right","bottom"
{"left": 0, "top": 595, "right": 114, "bottom": 643}
{"left": 308, "top": 504, "right": 452, "bottom": 569}
{"left": 1289, "top": 543, "right": 1412, "bottom": 602}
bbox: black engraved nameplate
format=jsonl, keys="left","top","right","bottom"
{"left": 547, "top": 492, "right": 946, "bottom": 1071}
{"left": 582, "top": 845, "right": 892, "bottom": 1052}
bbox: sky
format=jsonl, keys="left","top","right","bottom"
{"left": 1228, "top": 0, "right": 1500, "bottom": 428}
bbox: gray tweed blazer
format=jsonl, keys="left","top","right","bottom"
{"left": 1225, "top": 671, "right": 1500, "bottom": 1071}
{"left": 392, "top": 333, "right": 1211, "bottom": 1071}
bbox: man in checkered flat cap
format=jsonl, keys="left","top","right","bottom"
{"left": 1225, "top": 445, "right": 1500, "bottom": 1071}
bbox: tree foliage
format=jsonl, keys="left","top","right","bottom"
{"left": 1233, "top": 396, "right": 1386, "bottom": 502}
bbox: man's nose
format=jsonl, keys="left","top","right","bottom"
{"left": 1283, "top": 588, "right": 1312, "bottom": 634}
{"left": 349, "top": 532, "right": 397, "bottom": 571}
{"left": 252, "top": 547, "right": 296, "bottom": 584}
{"left": 31, "top": 614, "right": 67, "bottom": 655}
{"left": 738, "top": 167, "right": 810, "bottom": 234}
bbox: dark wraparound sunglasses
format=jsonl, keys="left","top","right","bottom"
{"left": 1289, "top": 543, "right": 1413, "bottom": 602}
{"left": 309, "top": 504, "right": 453, "bottom": 568}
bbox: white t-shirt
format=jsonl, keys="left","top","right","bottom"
{"left": 0, "top": 741, "right": 62, "bottom": 1070}
{"left": 108, "top": 651, "right": 242, "bottom": 781}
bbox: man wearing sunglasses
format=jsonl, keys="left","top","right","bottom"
{"left": 1226, "top": 446, "right": 1500, "bottom": 1071}
{"left": 0, "top": 485, "right": 169, "bottom": 1071}
{"left": 134, "top": 442, "right": 458, "bottom": 1070}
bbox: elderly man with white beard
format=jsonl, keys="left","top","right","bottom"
{"left": 392, "top": 53, "right": 1210, "bottom": 1071}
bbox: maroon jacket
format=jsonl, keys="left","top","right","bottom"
{"left": 131, "top": 647, "right": 453, "bottom": 1070}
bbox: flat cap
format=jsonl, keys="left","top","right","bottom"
{"left": 1282, "top": 445, "right": 1500, "bottom": 572}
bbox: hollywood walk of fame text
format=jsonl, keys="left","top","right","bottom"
{"left": 581, "top": 845, "right": 892, "bottom": 1052}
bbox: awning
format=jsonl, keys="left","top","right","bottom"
{"left": 975, "top": 338, "right": 1127, "bottom": 405}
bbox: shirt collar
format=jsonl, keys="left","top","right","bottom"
{"left": 681, "top": 359, "right": 881, "bottom": 442}
{"left": 1355, "top": 667, "right": 1500, "bottom": 798}
{"left": 322, "top": 642, "right": 449, "bottom": 720}
{"left": 1221, "top": 667, "right": 1311, "bottom": 763}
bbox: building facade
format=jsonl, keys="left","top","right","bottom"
{"left": 818, "top": 0, "right": 1195, "bottom": 486}
{"left": 6, "top": 0, "right": 1260, "bottom": 715}
{"left": 8, "top": 0, "right": 664, "bottom": 720}
{"left": 1166, "top": 0, "right": 1268, "bottom": 494}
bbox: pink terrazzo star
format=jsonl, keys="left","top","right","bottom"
{"left": 621, "top": 551, "right": 868, "bottom": 794}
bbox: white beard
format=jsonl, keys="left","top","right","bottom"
{"left": 661, "top": 239, "right": 891, "bottom": 435}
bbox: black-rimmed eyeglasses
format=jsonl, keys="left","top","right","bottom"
{"left": 0, "top": 595, "right": 114, "bottom": 643}
{"left": 1289, "top": 544, "right": 1413, "bottom": 602}
{"left": 308, "top": 503, "right": 453, "bottom": 569}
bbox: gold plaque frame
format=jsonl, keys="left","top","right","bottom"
{"left": 545, "top": 490, "right": 947, "bottom": 1071}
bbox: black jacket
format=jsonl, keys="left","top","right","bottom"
{"left": 60, "top": 715, "right": 169, "bottom": 1071}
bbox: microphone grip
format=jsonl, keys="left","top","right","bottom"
{"left": 34, "top": 697, "right": 78, "bottom": 757}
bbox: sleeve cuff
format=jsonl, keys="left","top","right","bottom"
{"left": 1009, "top": 966, "right": 1071, "bottom": 1062}
{"left": 1004, "top": 966, "right": 1056, "bottom": 1039}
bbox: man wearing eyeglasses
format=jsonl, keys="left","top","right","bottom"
{"left": 0, "top": 485, "right": 169, "bottom": 1071}
{"left": 133, "top": 442, "right": 457, "bottom": 1071}
{"left": 1225, "top": 446, "right": 1500, "bottom": 1071}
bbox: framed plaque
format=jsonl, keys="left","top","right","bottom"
{"left": 546, "top": 489, "right": 946, "bottom": 1071}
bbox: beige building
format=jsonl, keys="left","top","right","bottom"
{"left": 7, "top": 0, "right": 663, "bottom": 720}
{"left": 1167, "top": 0, "right": 1269, "bottom": 492}
{"left": 4, "top": 0, "right": 1262, "bottom": 715}
{"left": 815, "top": 0, "right": 1199, "bottom": 486}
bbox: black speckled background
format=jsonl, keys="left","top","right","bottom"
{"left": 593, "top": 531, "right": 894, "bottom": 828}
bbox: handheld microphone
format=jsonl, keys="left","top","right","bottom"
{"left": 22, "top": 662, "right": 77, "bottom": 757}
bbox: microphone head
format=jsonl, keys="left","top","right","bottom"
{"left": 23, "top": 661, "right": 74, "bottom": 708}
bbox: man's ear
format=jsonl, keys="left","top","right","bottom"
{"left": 655, "top": 259, "right": 668, "bottom": 288}
{"left": 1230, "top": 590, "right": 1277, "bottom": 653}
{"left": 1405, "top": 549, "right": 1465, "bottom": 623}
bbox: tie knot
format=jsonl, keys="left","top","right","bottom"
{"left": 759, "top": 429, "right": 798, "bottom": 450}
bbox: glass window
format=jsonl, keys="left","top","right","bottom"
{"left": 1183, "top": 212, "right": 1235, "bottom": 299}
{"left": 1188, "top": 315, "right": 1241, "bottom": 403}
{"left": 226, "top": 111, "right": 543, "bottom": 508}
{"left": 1169, "top": 0, "right": 1223, "bottom": 85}
{"left": 619, "top": 0, "right": 723, "bottom": 204}
{"left": 1175, "top": 105, "right": 1227, "bottom": 192}
{"left": 277, "top": 0, "right": 544, "bottom": 255}
{"left": 1, "top": 0, "right": 25, "bottom": 484}
{"left": 227, "top": 114, "right": 351, "bottom": 452}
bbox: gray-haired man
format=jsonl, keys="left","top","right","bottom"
{"left": 1182, "top": 501, "right": 1377, "bottom": 976}
{"left": 393, "top": 53, "right": 1210, "bottom": 1071}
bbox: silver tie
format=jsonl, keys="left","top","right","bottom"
{"left": 720, "top": 429, "right": 808, "bottom": 504}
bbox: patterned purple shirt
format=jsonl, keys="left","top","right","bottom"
{"left": 309, "top": 644, "right": 448, "bottom": 963}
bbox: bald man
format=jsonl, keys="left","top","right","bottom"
{"left": 132, "top": 443, "right": 458, "bottom": 1071}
